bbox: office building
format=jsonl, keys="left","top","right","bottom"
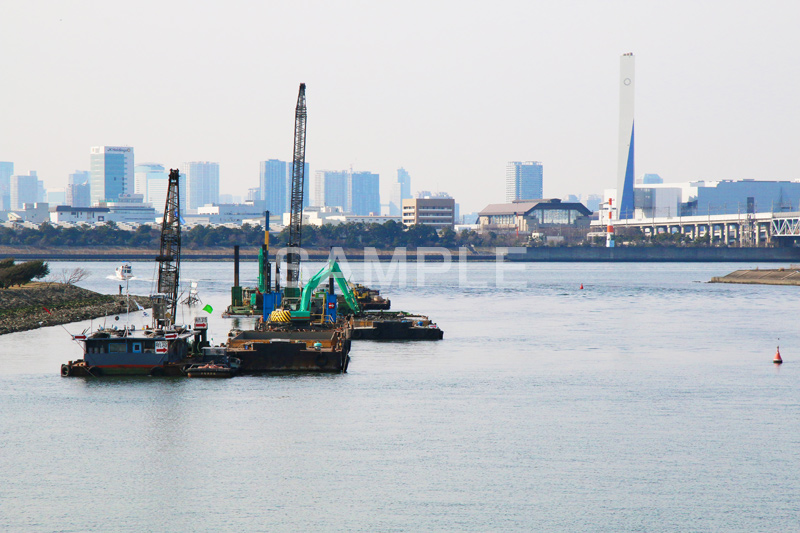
{"left": 133, "top": 163, "right": 185, "bottom": 213}
{"left": 0, "top": 162, "right": 13, "bottom": 210}
{"left": 506, "top": 161, "right": 543, "bottom": 202}
{"left": 348, "top": 171, "right": 380, "bottom": 215}
{"left": 66, "top": 171, "right": 91, "bottom": 207}
{"left": 313, "top": 169, "right": 380, "bottom": 215}
{"left": 10, "top": 171, "right": 42, "bottom": 210}
{"left": 616, "top": 53, "right": 636, "bottom": 219}
{"left": 401, "top": 196, "right": 456, "bottom": 229}
{"left": 389, "top": 167, "right": 412, "bottom": 216}
{"left": 182, "top": 161, "right": 220, "bottom": 210}
{"left": 313, "top": 170, "right": 349, "bottom": 210}
{"left": 90, "top": 146, "right": 134, "bottom": 205}
{"left": 260, "top": 159, "right": 287, "bottom": 216}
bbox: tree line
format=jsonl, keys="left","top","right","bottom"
{"left": 0, "top": 221, "right": 522, "bottom": 249}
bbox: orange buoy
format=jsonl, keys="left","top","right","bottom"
{"left": 774, "top": 346, "right": 783, "bottom": 364}
{"left": 580, "top": 284, "right": 584, "bottom": 290}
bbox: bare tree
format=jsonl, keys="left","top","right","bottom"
{"left": 59, "top": 267, "right": 91, "bottom": 285}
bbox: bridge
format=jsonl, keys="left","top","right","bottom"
{"left": 591, "top": 211, "right": 800, "bottom": 246}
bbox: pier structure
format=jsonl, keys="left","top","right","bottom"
{"left": 591, "top": 211, "right": 800, "bottom": 246}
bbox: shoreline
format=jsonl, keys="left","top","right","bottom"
{"left": 0, "top": 282, "right": 150, "bottom": 336}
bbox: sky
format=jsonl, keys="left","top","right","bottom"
{"left": 1, "top": 0, "right": 799, "bottom": 214}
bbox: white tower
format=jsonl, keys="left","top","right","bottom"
{"left": 616, "top": 53, "right": 635, "bottom": 220}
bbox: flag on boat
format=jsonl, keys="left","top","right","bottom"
{"left": 202, "top": 304, "right": 213, "bottom": 314}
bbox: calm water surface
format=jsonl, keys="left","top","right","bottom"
{"left": 1, "top": 261, "right": 798, "bottom": 531}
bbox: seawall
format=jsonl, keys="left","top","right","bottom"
{"left": 506, "top": 247, "right": 800, "bottom": 262}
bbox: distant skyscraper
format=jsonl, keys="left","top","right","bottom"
{"left": 616, "top": 53, "right": 635, "bottom": 219}
{"left": 348, "top": 171, "right": 380, "bottom": 215}
{"left": 182, "top": 161, "right": 220, "bottom": 210}
{"left": 260, "top": 159, "right": 287, "bottom": 216}
{"left": 66, "top": 171, "right": 91, "bottom": 208}
{"left": 90, "top": 146, "right": 134, "bottom": 205}
{"left": 0, "top": 162, "right": 13, "bottom": 210}
{"left": 134, "top": 163, "right": 186, "bottom": 212}
{"left": 314, "top": 170, "right": 348, "bottom": 209}
{"left": 10, "top": 171, "right": 41, "bottom": 209}
{"left": 389, "top": 167, "right": 412, "bottom": 216}
{"left": 506, "top": 161, "right": 543, "bottom": 202}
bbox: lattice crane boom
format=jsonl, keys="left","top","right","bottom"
{"left": 286, "top": 83, "right": 307, "bottom": 290}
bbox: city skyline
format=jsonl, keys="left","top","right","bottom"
{"left": 1, "top": 2, "right": 798, "bottom": 213}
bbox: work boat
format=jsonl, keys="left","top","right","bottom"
{"left": 115, "top": 262, "right": 133, "bottom": 280}
{"left": 61, "top": 315, "right": 213, "bottom": 377}
{"left": 61, "top": 169, "right": 234, "bottom": 377}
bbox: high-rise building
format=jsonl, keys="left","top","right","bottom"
{"left": 616, "top": 53, "right": 635, "bottom": 219}
{"left": 260, "top": 159, "right": 287, "bottom": 216}
{"left": 90, "top": 146, "right": 134, "bottom": 205}
{"left": 66, "top": 170, "right": 91, "bottom": 207}
{"left": 389, "top": 167, "right": 412, "bottom": 216}
{"left": 134, "top": 163, "right": 186, "bottom": 212}
{"left": 506, "top": 161, "right": 543, "bottom": 202}
{"left": 313, "top": 169, "right": 380, "bottom": 215}
{"left": 313, "top": 170, "right": 348, "bottom": 209}
{"left": 10, "top": 171, "right": 41, "bottom": 209}
{"left": 0, "top": 162, "right": 14, "bottom": 210}
{"left": 182, "top": 161, "right": 220, "bottom": 210}
{"left": 348, "top": 171, "right": 380, "bottom": 215}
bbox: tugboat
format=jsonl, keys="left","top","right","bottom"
{"left": 61, "top": 169, "right": 232, "bottom": 377}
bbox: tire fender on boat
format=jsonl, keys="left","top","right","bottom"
{"left": 315, "top": 354, "right": 328, "bottom": 368}
{"left": 60, "top": 364, "right": 71, "bottom": 377}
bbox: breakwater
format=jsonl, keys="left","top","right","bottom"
{"left": 710, "top": 268, "right": 800, "bottom": 286}
{"left": 0, "top": 283, "right": 146, "bottom": 335}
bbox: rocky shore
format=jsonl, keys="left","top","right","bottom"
{"left": 0, "top": 282, "right": 149, "bottom": 335}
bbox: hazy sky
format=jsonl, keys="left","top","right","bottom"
{"left": 2, "top": 1, "right": 798, "bottom": 213}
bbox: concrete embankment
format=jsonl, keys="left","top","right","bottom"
{"left": 506, "top": 247, "right": 800, "bottom": 262}
{"left": 710, "top": 268, "right": 800, "bottom": 286}
{"left": 0, "top": 282, "right": 147, "bottom": 335}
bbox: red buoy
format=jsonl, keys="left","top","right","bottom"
{"left": 580, "top": 284, "right": 584, "bottom": 290}
{"left": 774, "top": 346, "right": 783, "bottom": 364}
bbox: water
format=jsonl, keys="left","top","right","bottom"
{"left": 1, "top": 261, "right": 799, "bottom": 531}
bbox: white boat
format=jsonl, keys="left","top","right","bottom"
{"left": 115, "top": 263, "right": 133, "bottom": 280}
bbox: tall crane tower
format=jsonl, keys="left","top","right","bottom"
{"left": 285, "top": 83, "right": 307, "bottom": 299}
{"left": 153, "top": 168, "right": 181, "bottom": 328}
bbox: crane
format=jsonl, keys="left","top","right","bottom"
{"left": 285, "top": 83, "right": 307, "bottom": 301}
{"left": 152, "top": 168, "right": 181, "bottom": 328}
